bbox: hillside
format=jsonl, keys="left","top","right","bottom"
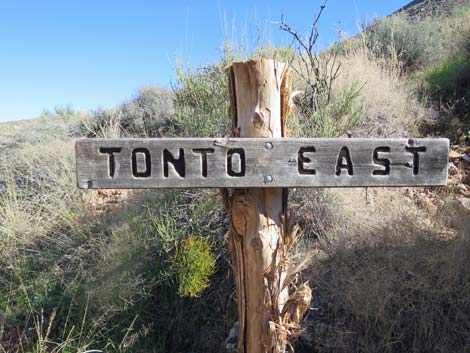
{"left": 1, "top": 1, "right": 470, "bottom": 352}
{"left": 399, "top": 0, "right": 470, "bottom": 18}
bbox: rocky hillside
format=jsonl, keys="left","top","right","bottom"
{"left": 398, "top": 0, "right": 470, "bottom": 18}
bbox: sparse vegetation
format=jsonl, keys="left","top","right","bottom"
{"left": 362, "top": 14, "right": 434, "bottom": 70}
{"left": 357, "top": 6, "right": 470, "bottom": 142}
{"left": 79, "top": 86, "right": 175, "bottom": 138}
{"left": 304, "top": 199, "right": 470, "bottom": 353}
{"left": 174, "top": 62, "right": 230, "bottom": 137}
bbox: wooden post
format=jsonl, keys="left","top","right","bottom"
{"left": 226, "top": 58, "right": 290, "bottom": 353}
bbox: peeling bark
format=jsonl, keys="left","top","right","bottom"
{"left": 226, "top": 59, "right": 290, "bottom": 353}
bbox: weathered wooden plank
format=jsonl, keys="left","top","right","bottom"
{"left": 75, "top": 137, "right": 449, "bottom": 189}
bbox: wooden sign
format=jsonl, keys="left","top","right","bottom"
{"left": 75, "top": 137, "right": 449, "bottom": 189}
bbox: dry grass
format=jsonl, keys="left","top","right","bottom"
{"left": 293, "top": 186, "right": 470, "bottom": 353}
{"left": 287, "top": 26, "right": 429, "bottom": 139}
{"left": 0, "top": 139, "right": 80, "bottom": 259}
{"left": 333, "top": 42, "right": 427, "bottom": 138}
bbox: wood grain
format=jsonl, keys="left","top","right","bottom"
{"left": 228, "top": 59, "right": 289, "bottom": 353}
{"left": 76, "top": 137, "right": 449, "bottom": 189}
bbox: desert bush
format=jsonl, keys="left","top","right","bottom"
{"left": 0, "top": 140, "right": 80, "bottom": 254}
{"left": 278, "top": 13, "right": 364, "bottom": 138}
{"left": 0, "top": 135, "right": 97, "bottom": 352}
{"left": 441, "top": 7, "right": 470, "bottom": 60}
{"left": 363, "top": 13, "right": 436, "bottom": 70}
{"left": 408, "top": 7, "right": 470, "bottom": 142}
{"left": 172, "top": 235, "right": 216, "bottom": 298}
{"left": 420, "top": 56, "right": 470, "bottom": 142}
{"left": 118, "top": 86, "right": 175, "bottom": 136}
{"left": 291, "top": 27, "right": 427, "bottom": 139}
{"left": 290, "top": 186, "right": 470, "bottom": 353}
{"left": 174, "top": 62, "right": 230, "bottom": 137}
{"left": 336, "top": 6, "right": 470, "bottom": 140}
{"left": 0, "top": 182, "right": 231, "bottom": 352}
{"left": 333, "top": 46, "right": 427, "bottom": 137}
{"left": 0, "top": 114, "right": 78, "bottom": 153}
{"left": 0, "top": 119, "right": 224, "bottom": 351}
{"left": 77, "top": 189, "right": 231, "bottom": 352}
{"left": 302, "top": 207, "right": 470, "bottom": 353}
{"left": 289, "top": 188, "right": 340, "bottom": 248}
{"left": 290, "top": 81, "right": 363, "bottom": 138}
{"left": 79, "top": 86, "right": 175, "bottom": 138}
{"left": 425, "top": 57, "right": 470, "bottom": 106}
{"left": 362, "top": 7, "right": 470, "bottom": 73}
{"left": 253, "top": 45, "right": 296, "bottom": 62}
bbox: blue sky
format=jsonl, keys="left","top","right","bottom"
{"left": 0, "top": 0, "right": 410, "bottom": 122}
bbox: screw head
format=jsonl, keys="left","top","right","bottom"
{"left": 264, "top": 142, "right": 273, "bottom": 150}
{"left": 264, "top": 175, "right": 273, "bottom": 183}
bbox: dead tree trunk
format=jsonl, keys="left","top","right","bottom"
{"left": 225, "top": 58, "right": 291, "bottom": 353}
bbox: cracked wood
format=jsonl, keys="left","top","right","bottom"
{"left": 76, "top": 137, "right": 449, "bottom": 189}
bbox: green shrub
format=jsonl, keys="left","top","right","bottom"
{"left": 58, "top": 189, "right": 230, "bottom": 352}
{"left": 0, "top": 120, "right": 229, "bottom": 352}
{"left": 174, "top": 62, "right": 230, "bottom": 137}
{"left": 425, "top": 57, "right": 470, "bottom": 101}
{"left": 291, "top": 82, "right": 363, "bottom": 138}
{"left": 363, "top": 8, "right": 470, "bottom": 73}
{"left": 364, "top": 13, "right": 434, "bottom": 70}
{"left": 172, "top": 235, "right": 216, "bottom": 298}
{"left": 0, "top": 185, "right": 230, "bottom": 352}
{"left": 0, "top": 268, "right": 75, "bottom": 327}
{"left": 420, "top": 56, "right": 470, "bottom": 142}
{"left": 254, "top": 46, "right": 296, "bottom": 62}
